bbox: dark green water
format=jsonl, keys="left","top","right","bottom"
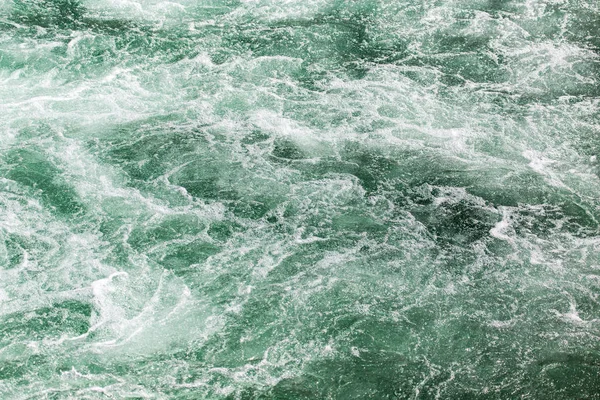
{"left": 1, "top": 0, "right": 600, "bottom": 398}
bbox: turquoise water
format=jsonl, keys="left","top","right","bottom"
{"left": 1, "top": 0, "right": 600, "bottom": 398}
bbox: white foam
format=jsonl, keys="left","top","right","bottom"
{"left": 490, "top": 208, "right": 516, "bottom": 244}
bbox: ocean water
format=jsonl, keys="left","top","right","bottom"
{"left": 0, "top": 0, "right": 599, "bottom": 398}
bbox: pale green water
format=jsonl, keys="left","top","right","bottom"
{"left": 0, "top": 0, "right": 600, "bottom": 398}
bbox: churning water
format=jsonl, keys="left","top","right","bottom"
{"left": 1, "top": 0, "right": 600, "bottom": 398}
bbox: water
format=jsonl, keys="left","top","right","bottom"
{"left": 0, "top": 0, "right": 599, "bottom": 398}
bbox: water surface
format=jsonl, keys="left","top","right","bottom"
{"left": 1, "top": 0, "right": 600, "bottom": 398}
